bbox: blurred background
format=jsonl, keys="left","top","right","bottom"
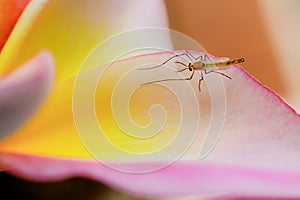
{"left": 165, "top": 0, "right": 300, "bottom": 111}
{"left": 2, "top": 0, "right": 299, "bottom": 199}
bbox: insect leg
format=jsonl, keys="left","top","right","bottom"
{"left": 141, "top": 70, "right": 195, "bottom": 86}
{"left": 198, "top": 70, "right": 204, "bottom": 92}
{"left": 185, "top": 50, "right": 208, "bottom": 61}
{"left": 138, "top": 53, "right": 189, "bottom": 70}
{"left": 205, "top": 70, "right": 231, "bottom": 79}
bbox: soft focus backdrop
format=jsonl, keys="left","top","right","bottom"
{"left": 166, "top": 0, "right": 300, "bottom": 111}
{"left": 2, "top": 0, "right": 300, "bottom": 200}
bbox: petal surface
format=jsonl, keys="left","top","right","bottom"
{"left": 0, "top": 0, "right": 171, "bottom": 82}
{"left": 1, "top": 153, "right": 300, "bottom": 198}
{"left": 0, "top": 52, "right": 54, "bottom": 140}
{"left": 0, "top": 51, "right": 300, "bottom": 198}
{"left": 0, "top": 0, "right": 30, "bottom": 52}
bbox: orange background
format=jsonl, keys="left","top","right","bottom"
{"left": 165, "top": 0, "right": 285, "bottom": 96}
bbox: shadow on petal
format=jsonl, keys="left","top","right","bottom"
{"left": 0, "top": 52, "right": 54, "bottom": 139}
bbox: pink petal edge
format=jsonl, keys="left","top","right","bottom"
{"left": 1, "top": 152, "right": 300, "bottom": 198}
{"left": 0, "top": 51, "right": 54, "bottom": 139}
{"left": 1, "top": 51, "right": 300, "bottom": 199}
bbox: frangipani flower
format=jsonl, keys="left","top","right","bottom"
{"left": 1, "top": 1, "right": 300, "bottom": 200}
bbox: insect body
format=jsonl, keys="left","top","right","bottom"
{"left": 139, "top": 51, "right": 245, "bottom": 91}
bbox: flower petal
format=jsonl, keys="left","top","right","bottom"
{"left": 0, "top": 0, "right": 171, "bottom": 83}
{"left": 0, "top": 52, "right": 54, "bottom": 140}
{"left": 1, "top": 153, "right": 300, "bottom": 198}
{"left": 205, "top": 66, "right": 300, "bottom": 171}
{"left": 0, "top": 0, "right": 30, "bottom": 51}
{"left": 1, "top": 51, "right": 300, "bottom": 198}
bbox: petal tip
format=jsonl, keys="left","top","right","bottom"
{"left": 0, "top": 51, "right": 55, "bottom": 140}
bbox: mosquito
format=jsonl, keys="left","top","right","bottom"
{"left": 139, "top": 50, "right": 245, "bottom": 91}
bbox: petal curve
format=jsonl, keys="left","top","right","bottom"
{"left": 0, "top": 51, "right": 300, "bottom": 198}
{"left": 0, "top": 0, "right": 30, "bottom": 51}
{"left": 0, "top": 0, "right": 171, "bottom": 83}
{"left": 0, "top": 52, "right": 54, "bottom": 139}
{"left": 1, "top": 153, "right": 300, "bottom": 198}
